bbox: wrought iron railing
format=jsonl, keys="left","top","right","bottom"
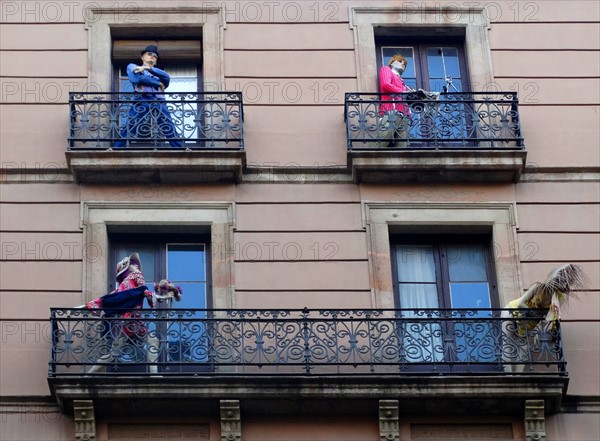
{"left": 68, "top": 92, "right": 244, "bottom": 149}
{"left": 49, "top": 308, "right": 565, "bottom": 376}
{"left": 345, "top": 92, "right": 524, "bottom": 149}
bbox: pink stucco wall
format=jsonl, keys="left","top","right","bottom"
{"left": 1, "top": 1, "right": 598, "bottom": 440}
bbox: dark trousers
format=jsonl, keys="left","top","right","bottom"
{"left": 115, "top": 100, "right": 183, "bottom": 147}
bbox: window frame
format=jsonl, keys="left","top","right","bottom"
{"left": 112, "top": 38, "right": 204, "bottom": 93}
{"left": 376, "top": 37, "right": 470, "bottom": 92}
{"left": 108, "top": 233, "right": 212, "bottom": 309}
{"left": 390, "top": 234, "right": 500, "bottom": 310}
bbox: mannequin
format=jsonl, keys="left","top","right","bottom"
{"left": 80, "top": 253, "right": 160, "bottom": 374}
{"left": 501, "top": 264, "right": 586, "bottom": 373}
{"left": 378, "top": 54, "right": 412, "bottom": 147}
{"left": 114, "top": 44, "right": 182, "bottom": 147}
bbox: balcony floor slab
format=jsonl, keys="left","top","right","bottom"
{"left": 49, "top": 374, "right": 567, "bottom": 416}
{"left": 66, "top": 150, "right": 246, "bottom": 184}
{"left": 348, "top": 149, "right": 527, "bottom": 183}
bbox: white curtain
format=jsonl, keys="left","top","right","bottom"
{"left": 396, "top": 245, "right": 439, "bottom": 309}
{"left": 166, "top": 66, "right": 198, "bottom": 141}
{"left": 395, "top": 245, "right": 443, "bottom": 362}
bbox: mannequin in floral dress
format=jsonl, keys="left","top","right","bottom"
{"left": 82, "top": 252, "right": 159, "bottom": 374}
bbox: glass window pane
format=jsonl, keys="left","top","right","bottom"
{"left": 399, "top": 284, "right": 443, "bottom": 363}
{"left": 118, "top": 66, "right": 133, "bottom": 92}
{"left": 450, "top": 282, "right": 491, "bottom": 312}
{"left": 447, "top": 244, "right": 488, "bottom": 281}
{"left": 120, "top": 77, "right": 134, "bottom": 92}
{"left": 427, "top": 47, "right": 461, "bottom": 78}
{"left": 396, "top": 245, "right": 436, "bottom": 282}
{"left": 452, "top": 281, "right": 495, "bottom": 363}
{"left": 168, "top": 65, "right": 198, "bottom": 78}
{"left": 166, "top": 282, "right": 208, "bottom": 362}
{"left": 166, "top": 67, "right": 198, "bottom": 141}
{"left": 166, "top": 245, "right": 208, "bottom": 365}
{"left": 173, "top": 282, "right": 206, "bottom": 310}
{"left": 427, "top": 47, "right": 462, "bottom": 92}
{"left": 399, "top": 284, "right": 440, "bottom": 309}
{"left": 111, "top": 245, "right": 156, "bottom": 289}
{"left": 382, "top": 46, "right": 417, "bottom": 90}
{"left": 430, "top": 78, "right": 463, "bottom": 92}
{"left": 136, "top": 249, "right": 156, "bottom": 284}
{"left": 167, "top": 244, "right": 206, "bottom": 281}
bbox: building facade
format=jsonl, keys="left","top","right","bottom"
{"left": 1, "top": 1, "right": 599, "bottom": 440}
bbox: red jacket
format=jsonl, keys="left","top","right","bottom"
{"left": 379, "top": 66, "right": 409, "bottom": 115}
{"left": 85, "top": 268, "right": 154, "bottom": 338}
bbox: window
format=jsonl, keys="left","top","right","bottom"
{"left": 109, "top": 232, "right": 212, "bottom": 372}
{"left": 362, "top": 202, "right": 522, "bottom": 368}
{"left": 112, "top": 38, "right": 203, "bottom": 146}
{"left": 376, "top": 34, "right": 473, "bottom": 144}
{"left": 109, "top": 233, "right": 210, "bottom": 308}
{"left": 391, "top": 235, "right": 500, "bottom": 367}
{"left": 363, "top": 202, "right": 520, "bottom": 309}
{"left": 80, "top": 202, "right": 235, "bottom": 373}
{"left": 82, "top": 201, "right": 233, "bottom": 308}
{"left": 377, "top": 38, "right": 468, "bottom": 93}
{"left": 112, "top": 39, "right": 203, "bottom": 92}
{"left": 391, "top": 235, "right": 498, "bottom": 311}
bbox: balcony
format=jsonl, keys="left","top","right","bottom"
{"left": 66, "top": 92, "right": 245, "bottom": 183}
{"left": 345, "top": 92, "right": 527, "bottom": 183}
{"left": 48, "top": 308, "right": 568, "bottom": 415}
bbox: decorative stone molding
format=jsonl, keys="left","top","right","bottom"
{"left": 81, "top": 201, "right": 236, "bottom": 309}
{"left": 525, "top": 400, "right": 546, "bottom": 441}
{"left": 86, "top": 7, "right": 225, "bottom": 92}
{"left": 349, "top": 6, "right": 493, "bottom": 93}
{"left": 363, "top": 202, "right": 522, "bottom": 308}
{"left": 220, "top": 400, "right": 242, "bottom": 441}
{"left": 379, "top": 400, "right": 399, "bottom": 441}
{"left": 0, "top": 400, "right": 62, "bottom": 416}
{"left": 74, "top": 400, "right": 95, "bottom": 441}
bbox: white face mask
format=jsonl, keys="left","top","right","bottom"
{"left": 391, "top": 61, "right": 406, "bottom": 74}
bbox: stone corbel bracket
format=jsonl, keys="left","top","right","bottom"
{"left": 74, "top": 400, "right": 96, "bottom": 441}
{"left": 525, "top": 399, "right": 546, "bottom": 441}
{"left": 379, "top": 399, "right": 400, "bottom": 441}
{"left": 220, "top": 399, "right": 242, "bottom": 441}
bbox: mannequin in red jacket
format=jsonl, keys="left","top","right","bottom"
{"left": 378, "top": 54, "right": 412, "bottom": 147}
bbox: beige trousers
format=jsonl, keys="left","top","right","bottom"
{"left": 372, "top": 111, "right": 409, "bottom": 147}
{"left": 87, "top": 332, "right": 160, "bottom": 374}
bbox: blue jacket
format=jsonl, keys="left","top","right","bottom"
{"left": 126, "top": 63, "right": 171, "bottom": 97}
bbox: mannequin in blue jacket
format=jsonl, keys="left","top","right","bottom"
{"left": 115, "top": 45, "right": 182, "bottom": 147}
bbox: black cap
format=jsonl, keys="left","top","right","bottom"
{"left": 141, "top": 44, "right": 159, "bottom": 58}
